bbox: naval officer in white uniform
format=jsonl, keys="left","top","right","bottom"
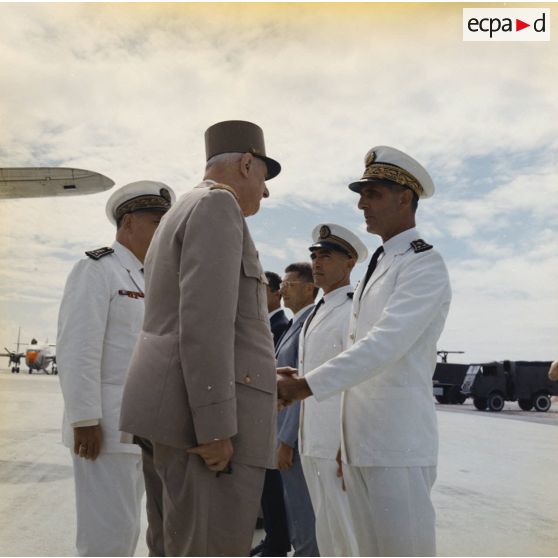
{"left": 298, "top": 223, "right": 367, "bottom": 557}
{"left": 278, "top": 146, "right": 452, "bottom": 556}
{"left": 57, "top": 181, "right": 175, "bottom": 556}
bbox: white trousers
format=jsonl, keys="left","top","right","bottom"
{"left": 71, "top": 451, "right": 144, "bottom": 556}
{"left": 343, "top": 464, "right": 437, "bottom": 557}
{"left": 300, "top": 455, "right": 359, "bottom": 557}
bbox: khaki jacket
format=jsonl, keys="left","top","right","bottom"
{"left": 120, "top": 181, "right": 277, "bottom": 469}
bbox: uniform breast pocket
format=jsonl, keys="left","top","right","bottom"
{"left": 110, "top": 293, "right": 145, "bottom": 334}
{"left": 238, "top": 255, "right": 268, "bottom": 321}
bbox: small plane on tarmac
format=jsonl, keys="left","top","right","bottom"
{"left": 0, "top": 167, "right": 114, "bottom": 199}
{"left": 2, "top": 329, "right": 57, "bottom": 375}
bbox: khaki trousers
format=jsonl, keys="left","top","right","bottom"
{"left": 140, "top": 439, "right": 266, "bottom": 556}
{"left": 136, "top": 438, "right": 164, "bottom": 556}
{"left": 343, "top": 464, "right": 437, "bottom": 557}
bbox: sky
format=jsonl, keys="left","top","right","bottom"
{"left": 0, "top": 2, "right": 556, "bottom": 365}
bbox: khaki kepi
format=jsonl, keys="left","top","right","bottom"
{"left": 205, "top": 120, "right": 281, "bottom": 180}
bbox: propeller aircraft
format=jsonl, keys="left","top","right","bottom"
{"left": 2, "top": 328, "right": 57, "bottom": 375}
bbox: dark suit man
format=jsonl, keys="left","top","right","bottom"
{"left": 251, "top": 271, "right": 292, "bottom": 557}
{"left": 276, "top": 263, "right": 319, "bottom": 557}
{"left": 266, "top": 271, "right": 290, "bottom": 345}
{"left": 120, "top": 120, "right": 282, "bottom": 556}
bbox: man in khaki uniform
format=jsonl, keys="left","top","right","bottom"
{"left": 120, "top": 120, "right": 281, "bottom": 556}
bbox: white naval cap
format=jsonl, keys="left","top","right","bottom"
{"left": 105, "top": 180, "right": 176, "bottom": 225}
{"left": 310, "top": 223, "right": 369, "bottom": 264}
{"left": 349, "top": 146, "right": 435, "bottom": 199}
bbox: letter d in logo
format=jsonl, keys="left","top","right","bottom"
{"left": 534, "top": 13, "right": 546, "bottom": 32}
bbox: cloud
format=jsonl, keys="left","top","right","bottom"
{"left": 0, "top": 4, "right": 556, "bottom": 362}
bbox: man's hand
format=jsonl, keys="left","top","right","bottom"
{"left": 277, "top": 366, "right": 298, "bottom": 376}
{"left": 277, "top": 442, "right": 294, "bottom": 470}
{"left": 187, "top": 438, "right": 233, "bottom": 472}
{"left": 73, "top": 425, "right": 102, "bottom": 461}
{"left": 277, "top": 370, "right": 312, "bottom": 403}
{"left": 336, "top": 447, "right": 346, "bottom": 491}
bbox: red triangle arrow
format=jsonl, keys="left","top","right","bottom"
{"left": 516, "top": 19, "right": 530, "bottom": 31}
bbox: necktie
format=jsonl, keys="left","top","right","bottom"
{"left": 359, "top": 246, "right": 384, "bottom": 300}
{"left": 303, "top": 299, "right": 324, "bottom": 333}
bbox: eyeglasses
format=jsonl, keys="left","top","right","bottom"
{"left": 279, "top": 281, "right": 304, "bottom": 289}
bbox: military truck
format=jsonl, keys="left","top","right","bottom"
{"left": 460, "top": 361, "right": 556, "bottom": 412}
{"left": 433, "top": 362, "right": 469, "bottom": 404}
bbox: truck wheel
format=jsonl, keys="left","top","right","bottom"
{"left": 473, "top": 397, "right": 487, "bottom": 410}
{"left": 435, "top": 395, "right": 448, "bottom": 404}
{"left": 518, "top": 398, "right": 534, "bottom": 411}
{"left": 534, "top": 393, "right": 551, "bottom": 412}
{"left": 447, "top": 386, "right": 464, "bottom": 404}
{"left": 487, "top": 393, "right": 505, "bottom": 412}
{"left": 455, "top": 393, "right": 467, "bottom": 405}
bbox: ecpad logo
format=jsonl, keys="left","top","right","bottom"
{"left": 463, "top": 8, "right": 550, "bottom": 41}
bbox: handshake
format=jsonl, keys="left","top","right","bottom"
{"left": 276, "top": 367, "right": 313, "bottom": 410}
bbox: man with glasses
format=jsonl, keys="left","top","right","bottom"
{"left": 275, "top": 263, "right": 319, "bottom": 557}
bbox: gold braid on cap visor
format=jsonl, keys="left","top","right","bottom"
{"left": 362, "top": 163, "right": 424, "bottom": 197}
{"left": 115, "top": 195, "right": 170, "bottom": 221}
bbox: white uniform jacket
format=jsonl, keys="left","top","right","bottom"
{"left": 305, "top": 228, "right": 451, "bottom": 468}
{"left": 298, "top": 285, "right": 352, "bottom": 460}
{"left": 57, "top": 241, "right": 144, "bottom": 454}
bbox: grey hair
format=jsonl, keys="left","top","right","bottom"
{"left": 205, "top": 152, "right": 243, "bottom": 170}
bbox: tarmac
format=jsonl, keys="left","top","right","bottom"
{"left": 0, "top": 368, "right": 557, "bottom": 557}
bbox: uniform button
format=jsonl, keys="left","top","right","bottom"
{"left": 244, "top": 375, "right": 252, "bottom": 384}
{"left": 349, "top": 334, "right": 355, "bottom": 341}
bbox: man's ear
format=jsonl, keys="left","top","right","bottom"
{"left": 239, "top": 152, "right": 253, "bottom": 178}
{"left": 347, "top": 257, "right": 356, "bottom": 271}
{"left": 121, "top": 213, "right": 133, "bottom": 231}
{"left": 399, "top": 188, "right": 413, "bottom": 209}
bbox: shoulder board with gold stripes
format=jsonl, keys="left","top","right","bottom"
{"left": 85, "top": 247, "right": 114, "bottom": 260}
{"left": 410, "top": 239, "right": 433, "bottom": 253}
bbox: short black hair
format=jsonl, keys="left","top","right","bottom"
{"left": 265, "top": 271, "right": 282, "bottom": 292}
{"left": 387, "top": 182, "right": 419, "bottom": 213}
{"left": 285, "top": 262, "right": 319, "bottom": 298}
